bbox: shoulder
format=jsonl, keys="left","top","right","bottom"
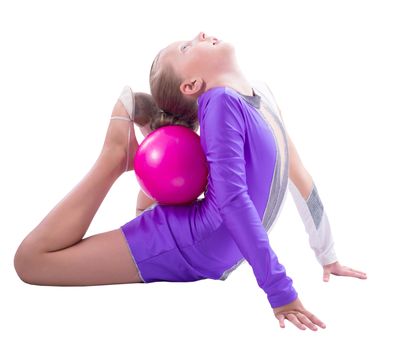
{"left": 197, "top": 87, "right": 245, "bottom": 130}
{"left": 198, "top": 86, "right": 242, "bottom": 110}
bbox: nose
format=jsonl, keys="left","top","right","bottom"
{"left": 191, "top": 32, "right": 207, "bottom": 45}
{"left": 197, "top": 32, "right": 207, "bottom": 41}
{"left": 191, "top": 32, "right": 214, "bottom": 46}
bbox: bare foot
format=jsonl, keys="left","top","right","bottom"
{"left": 102, "top": 99, "right": 139, "bottom": 172}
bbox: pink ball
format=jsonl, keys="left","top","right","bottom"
{"left": 133, "top": 125, "right": 209, "bottom": 205}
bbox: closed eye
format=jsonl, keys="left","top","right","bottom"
{"left": 182, "top": 42, "right": 191, "bottom": 51}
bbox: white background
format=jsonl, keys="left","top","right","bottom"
{"left": 1, "top": 0, "right": 399, "bottom": 348}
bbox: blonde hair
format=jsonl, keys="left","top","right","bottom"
{"left": 149, "top": 51, "right": 199, "bottom": 132}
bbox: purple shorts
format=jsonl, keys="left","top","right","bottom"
{"left": 120, "top": 199, "right": 245, "bottom": 283}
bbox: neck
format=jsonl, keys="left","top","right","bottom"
{"left": 205, "top": 69, "right": 253, "bottom": 96}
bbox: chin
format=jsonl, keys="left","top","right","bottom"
{"left": 218, "top": 40, "right": 235, "bottom": 51}
{"left": 217, "top": 42, "right": 236, "bottom": 63}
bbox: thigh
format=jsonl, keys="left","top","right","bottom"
{"left": 18, "top": 229, "right": 143, "bottom": 286}
{"left": 120, "top": 202, "right": 243, "bottom": 283}
{"left": 121, "top": 205, "right": 209, "bottom": 283}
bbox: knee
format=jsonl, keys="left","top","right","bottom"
{"left": 14, "top": 244, "right": 39, "bottom": 285}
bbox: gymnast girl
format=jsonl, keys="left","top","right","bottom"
{"left": 14, "top": 32, "right": 366, "bottom": 332}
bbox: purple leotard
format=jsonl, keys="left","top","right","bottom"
{"left": 120, "top": 84, "right": 298, "bottom": 308}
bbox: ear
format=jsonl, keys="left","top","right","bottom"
{"left": 179, "top": 77, "right": 204, "bottom": 97}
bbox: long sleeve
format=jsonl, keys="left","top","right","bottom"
{"left": 198, "top": 88, "right": 298, "bottom": 308}
{"left": 288, "top": 178, "right": 338, "bottom": 266}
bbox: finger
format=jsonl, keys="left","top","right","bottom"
{"left": 297, "top": 313, "right": 318, "bottom": 331}
{"left": 350, "top": 270, "right": 368, "bottom": 279}
{"left": 277, "top": 314, "right": 286, "bottom": 328}
{"left": 349, "top": 268, "right": 368, "bottom": 279}
{"left": 339, "top": 268, "right": 367, "bottom": 279}
{"left": 343, "top": 266, "right": 367, "bottom": 274}
{"left": 286, "top": 313, "right": 307, "bottom": 331}
{"left": 304, "top": 311, "right": 326, "bottom": 329}
{"left": 323, "top": 271, "right": 330, "bottom": 282}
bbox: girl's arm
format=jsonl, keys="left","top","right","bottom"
{"left": 286, "top": 131, "right": 338, "bottom": 266}
{"left": 286, "top": 132, "right": 367, "bottom": 282}
{"left": 199, "top": 88, "right": 298, "bottom": 309}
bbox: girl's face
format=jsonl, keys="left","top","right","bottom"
{"left": 157, "top": 32, "right": 237, "bottom": 92}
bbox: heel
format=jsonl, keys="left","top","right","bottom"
{"left": 108, "top": 86, "right": 136, "bottom": 172}
{"left": 118, "top": 85, "right": 135, "bottom": 121}
{"left": 110, "top": 110, "right": 134, "bottom": 173}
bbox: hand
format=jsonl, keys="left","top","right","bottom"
{"left": 323, "top": 261, "right": 367, "bottom": 282}
{"left": 273, "top": 297, "right": 326, "bottom": 331}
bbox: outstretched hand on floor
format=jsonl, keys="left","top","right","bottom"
{"left": 322, "top": 261, "right": 367, "bottom": 282}
{"left": 273, "top": 296, "right": 326, "bottom": 331}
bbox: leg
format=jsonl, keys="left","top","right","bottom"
{"left": 16, "top": 152, "right": 124, "bottom": 255}
{"left": 14, "top": 151, "right": 143, "bottom": 285}
{"left": 14, "top": 92, "right": 141, "bottom": 285}
{"left": 15, "top": 228, "right": 143, "bottom": 286}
